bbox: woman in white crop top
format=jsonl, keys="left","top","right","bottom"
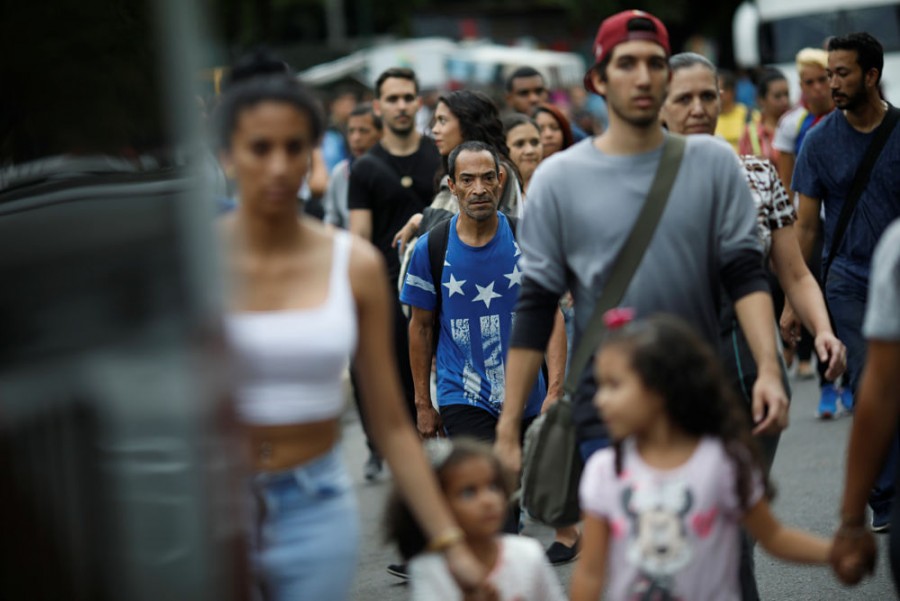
{"left": 215, "top": 53, "right": 490, "bottom": 601}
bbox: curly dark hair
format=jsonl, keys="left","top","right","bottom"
{"left": 435, "top": 90, "right": 522, "bottom": 188}
{"left": 437, "top": 90, "right": 510, "bottom": 159}
{"left": 384, "top": 437, "right": 515, "bottom": 561}
{"left": 600, "top": 314, "right": 773, "bottom": 509}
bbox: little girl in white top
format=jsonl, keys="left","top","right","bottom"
{"left": 570, "top": 313, "right": 831, "bottom": 601}
{"left": 386, "top": 438, "right": 566, "bottom": 601}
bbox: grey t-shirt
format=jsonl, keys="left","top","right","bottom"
{"left": 520, "top": 133, "right": 763, "bottom": 437}
{"left": 863, "top": 218, "right": 900, "bottom": 341}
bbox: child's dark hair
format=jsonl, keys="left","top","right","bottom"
{"left": 212, "top": 49, "right": 324, "bottom": 151}
{"left": 384, "top": 437, "right": 515, "bottom": 560}
{"left": 600, "top": 314, "right": 773, "bottom": 508}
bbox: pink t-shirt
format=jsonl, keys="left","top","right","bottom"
{"left": 579, "top": 436, "right": 763, "bottom": 601}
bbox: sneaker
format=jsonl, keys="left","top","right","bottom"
{"left": 872, "top": 511, "right": 891, "bottom": 533}
{"left": 364, "top": 452, "right": 383, "bottom": 482}
{"left": 839, "top": 388, "right": 855, "bottom": 414}
{"left": 546, "top": 537, "right": 580, "bottom": 566}
{"left": 387, "top": 563, "right": 409, "bottom": 580}
{"left": 796, "top": 361, "right": 816, "bottom": 380}
{"left": 817, "top": 383, "right": 839, "bottom": 419}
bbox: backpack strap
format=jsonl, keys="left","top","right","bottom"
{"left": 427, "top": 217, "right": 453, "bottom": 345}
{"left": 507, "top": 216, "right": 519, "bottom": 238}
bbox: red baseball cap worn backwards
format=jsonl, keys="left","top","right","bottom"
{"left": 584, "top": 10, "right": 671, "bottom": 95}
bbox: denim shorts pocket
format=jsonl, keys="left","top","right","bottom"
{"left": 299, "top": 463, "right": 352, "bottom": 501}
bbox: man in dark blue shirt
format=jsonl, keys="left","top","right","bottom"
{"left": 794, "top": 32, "right": 900, "bottom": 532}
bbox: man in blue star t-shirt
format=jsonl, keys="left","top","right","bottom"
{"left": 400, "top": 140, "right": 565, "bottom": 441}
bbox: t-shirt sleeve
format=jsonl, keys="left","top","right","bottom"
{"left": 399, "top": 232, "right": 437, "bottom": 310}
{"left": 347, "top": 156, "right": 374, "bottom": 211}
{"left": 409, "top": 555, "right": 460, "bottom": 601}
{"left": 517, "top": 163, "right": 568, "bottom": 295}
{"left": 579, "top": 449, "right": 618, "bottom": 518}
{"left": 762, "top": 159, "right": 797, "bottom": 231}
{"left": 714, "top": 148, "right": 766, "bottom": 297}
{"left": 772, "top": 110, "right": 799, "bottom": 154}
{"left": 863, "top": 220, "right": 900, "bottom": 341}
{"left": 790, "top": 131, "right": 824, "bottom": 200}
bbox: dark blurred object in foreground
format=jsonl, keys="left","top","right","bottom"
{"left": 0, "top": 1, "right": 247, "bottom": 600}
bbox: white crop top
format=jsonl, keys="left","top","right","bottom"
{"left": 226, "top": 231, "right": 357, "bottom": 425}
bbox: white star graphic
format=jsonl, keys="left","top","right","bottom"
{"left": 504, "top": 264, "right": 523, "bottom": 288}
{"left": 513, "top": 241, "right": 522, "bottom": 257}
{"left": 444, "top": 259, "right": 451, "bottom": 267}
{"left": 443, "top": 273, "right": 466, "bottom": 297}
{"left": 472, "top": 281, "right": 502, "bottom": 309}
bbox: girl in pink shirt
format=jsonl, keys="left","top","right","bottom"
{"left": 571, "top": 314, "right": 831, "bottom": 601}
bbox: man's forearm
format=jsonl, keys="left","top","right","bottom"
{"left": 734, "top": 291, "right": 781, "bottom": 374}
{"left": 772, "top": 228, "right": 832, "bottom": 336}
{"left": 408, "top": 318, "right": 435, "bottom": 408}
{"left": 795, "top": 219, "right": 818, "bottom": 264}
{"left": 782, "top": 272, "right": 832, "bottom": 336}
{"left": 795, "top": 195, "right": 822, "bottom": 263}
{"left": 544, "top": 309, "right": 567, "bottom": 399}
{"left": 841, "top": 342, "right": 900, "bottom": 522}
{"left": 775, "top": 152, "right": 795, "bottom": 197}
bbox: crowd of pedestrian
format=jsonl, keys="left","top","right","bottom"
{"left": 212, "top": 8, "right": 900, "bottom": 600}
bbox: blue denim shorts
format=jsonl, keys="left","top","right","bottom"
{"left": 250, "top": 446, "right": 360, "bottom": 601}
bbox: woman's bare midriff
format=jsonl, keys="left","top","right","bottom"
{"left": 246, "top": 418, "right": 341, "bottom": 472}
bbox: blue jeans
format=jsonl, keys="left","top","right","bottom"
{"left": 579, "top": 436, "right": 611, "bottom": 463}
{"left": 250, "top": 447, "right": 360, "bottom": 601}
{"left": 825, "top": 271, "right": 868, "bottom": 394}
{"left": 826, "top": 270, "right": 897, "bottom": 515}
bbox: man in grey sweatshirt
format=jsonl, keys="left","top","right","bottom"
{"left": 494, "top": 10, "right": 788, "bottom": 470}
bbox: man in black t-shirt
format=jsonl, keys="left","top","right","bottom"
{"left": 348, "top": 68, "right": 441, "bottom": 485}
{"left": 349, "top": 68, "right": 441, "bottom": 284}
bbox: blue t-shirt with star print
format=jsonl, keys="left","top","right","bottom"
{"left": 400, "top": 213, "right": 545, "bottom": 418}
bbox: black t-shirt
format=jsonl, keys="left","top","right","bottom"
{"left": 348, "top": 138, "right": 441, "bottom": 283}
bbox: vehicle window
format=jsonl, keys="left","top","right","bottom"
{"left": 760, "top": 6, "right": 900, "bottom": 64}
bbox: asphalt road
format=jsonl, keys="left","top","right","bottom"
{"left": 341, "top": 372, "right": 898, "bottom": 600}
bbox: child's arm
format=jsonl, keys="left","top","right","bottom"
{"left": 569, "top": 514, "right": 610, "bottom": 601}
{"left": 742, "top": 498, "right": 831, "bottom": 564}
